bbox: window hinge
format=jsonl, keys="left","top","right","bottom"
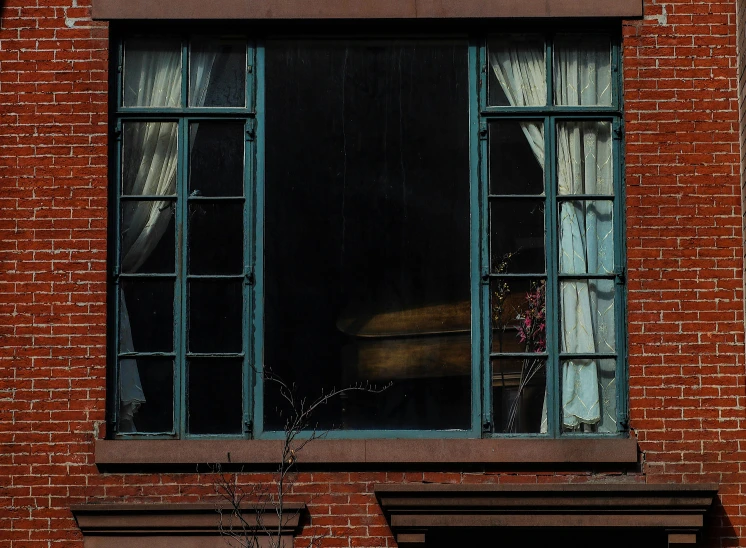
{"left": 479, "top": 122, "right": 488, "bottom": 141}
{"left": 244, "top": 270, "right": 255, "bottom": 286}
{"left": 482, "top": 420, "right": 492, "bottom": 434}
{"left": 481, "top": 269, "right": 490, "bottom": 285}
{"left": 114, "top": 121, "right": 122, "bottom": 140}
{"left": 112, "top": 265, "right": 120, "bottom": 280}
{"left": 614, "top": 266, "right": 626, "bottom": 285}
{"left": 247, "top": 64, "right": 253, "bottom": 73}
{"left": 244, "top": 419, "right": 253, "bottom": 437}
{"left": 613, "top": 125, "right": 624, "bottom": 141}
{"left": 246, "top": 120, "right": 255, "bottom": 141}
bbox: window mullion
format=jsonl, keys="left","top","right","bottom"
{"left": 252, "top": 42, "right": 266, "bottom": 438}
{"left": 545, "top": 114, "right": 560, "bottom": 438}
{"left": 472, "top": 41, "right": 489, "bottom": 437}
{"left": 175, "top": 116, "right": 188, "bottom": 439}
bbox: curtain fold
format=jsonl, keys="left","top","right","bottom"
{"left": 555, "top": 40, "right": 614, "bottom": 432}
{"left": 118, "top": 44, "right": 217, "bottom": 432}
{"left": 489, "top": 46, "right": 545, "bottom": 164}
{"left": 491, "top": 38, "right": 615, "bottom": 433}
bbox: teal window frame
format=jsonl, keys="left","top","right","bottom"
{"left": 110, "top": 32, "right": 626, "bottom": 440}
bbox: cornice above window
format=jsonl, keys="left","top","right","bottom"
{"left": 92, "top": 0, "right": 643, "bottom": 20}
{"left": 72, "top": 503, "right": 304, "bottom": 548}
{"left": 375, "top": 483, "right": 718, "bottom": 548}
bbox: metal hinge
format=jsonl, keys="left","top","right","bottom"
{"left": 246, "top": 120, "right": 256, "bottom": 141}
{"left": 479, "top": 122, "right": 488, "bottom": 141}
{"left": 112, "top": 265, "right": 120, "bottom": 280}
{"left": 614, "top": 266, "right": 626, "bottom": 285}
{"left": 482, "top": 420, "right": 492, "bottom": 435}
{"left": 244, "top": 270, "right": 255, "bottom": 286}
{"left": 613, "top": 125, "right": 625, "bottom": 141}
{"left": 481, "top": 269, "right": 491, "bottom": 285}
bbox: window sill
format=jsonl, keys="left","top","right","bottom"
{"left": 95, "top": 437, "right": 638, "bottom": 466}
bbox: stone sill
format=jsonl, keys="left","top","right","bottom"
{"left": 95, "top": 438, "right": 638, "bottom": 466}
{"left": 92, "top": 0, "right": 643, "bottom": 20}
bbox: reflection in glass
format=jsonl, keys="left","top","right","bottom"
{"left": 557, "top": 121, "right": 613, "bottom": 196}
{"left": 561, "top": 358, "right": 616, "bottom": 433}
{"left": 264, "top": 40, "right": 471, "bottom": 431}
{"left": 119, "top": 279, "right": 174, "bottom": 353}
{"left": 488, "top": 35, "right": 546, "bottom": 107}
{"left": 554, "top": 35, "right": 612, "bottom": 106}
{"left": 189, "top": 121, "right": 245, "bottom": 197}
{"left": 559, "top": 201, "right": 614, "bottom": 275}
{"left": 188, "top": 280, "right": 243, "bottom": 353}
{"left": 491, "top": 200, "right": 545, "bottom": 274}
{"left": 561, "top": 279, "right": 615, "bottom": 353}
{"left": 492, "top": 357, "right": 546, "bottom": 433}
{"left": 188, "top": 202, "right": 243, "bottom": 275}
{"left": 190, "top": 38, "right": 247, "bottom": 107}
{"left": 188, "top": 359, "right": 243, "bottom": 434}
{"left": 118, "top": 359, "right": 174, "bottom": 433}
{"left": 489, "top": 121, "right": 544, "bottom": 195}
{"left": 491, "top": 277, "right": 546, "bottom": 355}
{"left": 123, "top": 39, "right": 181, "bottom": 107}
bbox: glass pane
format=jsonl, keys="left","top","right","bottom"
{"left": 492, "top": 357, "right": 546, "bottom": 434}
{"left": 489, "top": 121, "right": 544, "bottom": 195}
{"left": 557, "top": 121, "right": 613, "bottom": 196}
{"left": 188, "top": 280, "right": 243, "bottom": 353}
{"left": 560, "top": 279, "right": 615, "bottom": 353}
{"left": 123, "top": 38, "right": 182, "bottom": 107}
{"left": 491, "top": 277, "right": 546, "bottom": 354}
{"left": 554, "top": 35, "right": 612, "bottom": 106}
{"left": 559, "top": 201, "right": 614, "bottom": 275}
{"left": 119, "top": 279, "right": 174, "bottom": 353}
{"left": 120, "top": 200, "right": 175, "bottom": 274}
{"left": 561, "top": 358, "right": 617, "bottom": 433}
{"left": 189, "top": 121, "right": 245, "bottom": 197}
{"left": 188, "top": 358, "right": 243, "bottom": 434}
{"left": 488, "top": 35, "right": 546, "bottom": 107}
{"left": 264, "top": 40, "right": 471, "bottom": 431}
{"left": 188, "top": 202, "right": 243, "bottom": 275}
{"left": 122, "top": 122, "right": 178, "bottom": 196}
{"left": 189, "top": 38, "right": 246, "bottom": 107}
{"left": 490, "top": 200, "right": 545, "bottom": 274}
{"left": 118, "top": 358, "right": 174, "bottom": 434}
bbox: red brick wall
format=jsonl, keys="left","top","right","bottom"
{"left": 0, "top": 0, "right": 744, "bottom": 547}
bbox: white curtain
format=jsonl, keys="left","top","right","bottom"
{"left": 491, "top": 37, "right": 615, "bottom": 432}
{"left": 489, "top": 43, "right": 545, "bottom": 164}
{"left": 118, "top": 43, "right": 218, "bottom": 432}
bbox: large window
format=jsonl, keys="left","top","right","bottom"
{"left": 111, "top": 32, "right": 625, "bottom": 439}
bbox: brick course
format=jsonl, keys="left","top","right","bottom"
{"left": 0, "top": 0, "right": 745, "bottom": 546}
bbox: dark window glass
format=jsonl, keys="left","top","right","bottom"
{"left": 492, "top": 357, "right": 545, "bottom": 433}
{"left": 188, "top": 358, "right": 243, "bottom": 434}
{"left": 119, "top": 279, "right": 174, "bottom": 353}
{"left": 118, "top": 358, "right": 174, "bottom": 434}
{"left": 489, "top": 121, "right": 544, "bottom": 195}
{"left": 188, "top": 280, "right": 243, "bottom": 353}
{"left": 264, "top": 40, "right": 471, "bottom": 431}
{"left": 188, "top": 201, "right": 244, "bottom": 275}
{"left": 189, "top": 121, "right": 245, "bottom": 197}
{"left": 190, "top": 38, "right": 247, "bottom": 108}
{"left": 490, "top": 200, "right": 546, "bottom": 274}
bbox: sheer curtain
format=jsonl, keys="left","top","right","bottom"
{"left": 491, "top": 38, "right": 615, "bottom": 432}
{"left": 555, "top": 41, "right": 615, "bottom": 432}
{"left": 118, "top": 44, "right": 217, "bottom": 432}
